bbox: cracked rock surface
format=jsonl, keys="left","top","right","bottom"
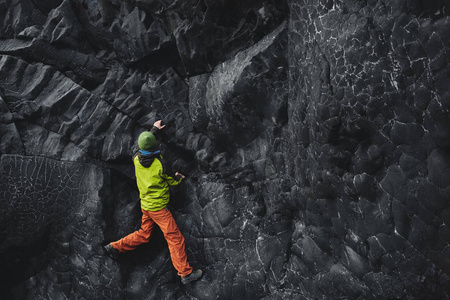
{"left": 1, "top": 0, "right": 450, "bottom": 299}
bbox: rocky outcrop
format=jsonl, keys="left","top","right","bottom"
{"left": 1, "top": 0, "right": 449, "bottom": 299}
{"left": 0, "top": 155, "right": 124, "bottom": 299}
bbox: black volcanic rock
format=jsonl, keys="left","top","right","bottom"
{"left": 1, "top": 0, "right": 450, "bottom": 299}
{"left": 0, "top": 155, "right": 125, "bottom": 299}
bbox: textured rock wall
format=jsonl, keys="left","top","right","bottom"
{"left": 0, "top": 0, "right": 449, "bottom": 299}
{"left": 286, "top": 1, "right": 450, "bottom": 299}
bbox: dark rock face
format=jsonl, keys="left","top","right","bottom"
{"left": 1, "top": 0, "right": 449, "bottom": 299}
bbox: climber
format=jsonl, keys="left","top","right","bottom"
{"left": 104, "top": 120, "right": 202, "bottom": 285}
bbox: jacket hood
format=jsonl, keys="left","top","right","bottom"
{"left": 136, "top": 149, "right": 160, "bottom": 168}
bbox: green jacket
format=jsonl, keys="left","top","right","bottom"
{"left": 133, "top": 148, "right": 183, "bottom": 212}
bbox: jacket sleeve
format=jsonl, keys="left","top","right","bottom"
{"left": 161, "top": 172, "right": 183, "bottom": 186}
{"left": 150, "top": 126, "right": 160, "bottom": 138}
{"left": 159, "top": 157, "right": 183, "bottom": 186}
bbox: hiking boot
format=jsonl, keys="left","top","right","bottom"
{"left": 181, "top": 269, "right": 203, "bottom": 284}
{"left": 104, "top": 243, "right": 119, "bottom": 260}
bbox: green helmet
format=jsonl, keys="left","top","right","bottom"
{"left": 138, "top": 131, "right": 157, "bottom": 150}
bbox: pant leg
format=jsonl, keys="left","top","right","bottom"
{"left": 149, "top": 208, "right": 193, "bottom": 277}
{"left": 111, "top": 209, "right": 155, "bottom": 253}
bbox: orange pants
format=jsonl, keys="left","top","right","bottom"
{"left": 111, "top": 208, "right": 193, "bottom": 277}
